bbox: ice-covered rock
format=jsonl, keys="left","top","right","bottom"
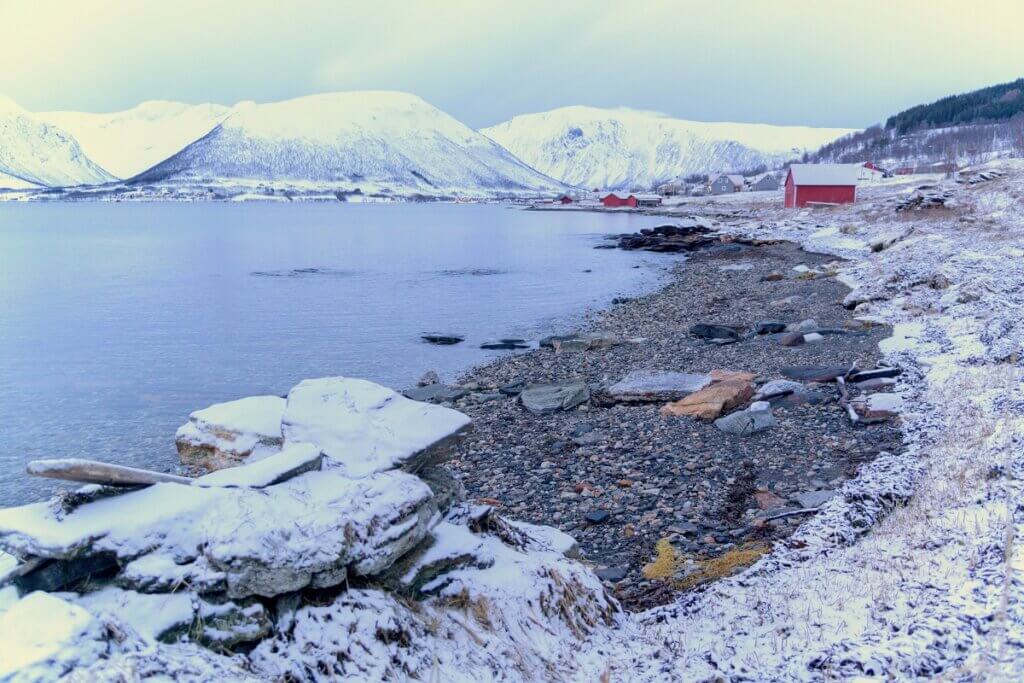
{"left": 714, "top": 401, "right": 778, "bottom": 435}
{"left": 282, "top": 377, "right": 471, "bottom": 477}
{"left": 175, "top": 395, "right": 285, "bottom": 472}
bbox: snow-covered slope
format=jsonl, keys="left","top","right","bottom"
{"left": 133, "top": 92, "right": 568, "bottom": 197}
{"left": 483, "top": 106, "right": 854, "bottom": 190}
{"left": 40, "top": 101, "right": 231, "bottom": 179}
{"left": 0, "top": 97, "right": 114, "bottom": 188}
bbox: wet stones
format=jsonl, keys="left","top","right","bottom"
{"left": 421, "top": 334, "right": 464, "bottom": 345}
{"left": 481, "top": 339, "right": 530, "bottom": 350}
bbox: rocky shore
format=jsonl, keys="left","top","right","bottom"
{"left": 435, "top": 239, "right": 903, "bottom": 609}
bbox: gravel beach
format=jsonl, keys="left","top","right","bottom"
{"left": 444, "top": 239, "right": 902, "bottom": 610}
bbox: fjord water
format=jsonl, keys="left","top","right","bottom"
{"left": 0, "top": 202, "right": 667, "bottom": 505}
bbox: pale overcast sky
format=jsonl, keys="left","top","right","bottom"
{"left": 2, "top": 0, "right": 1022, "bottom": 129}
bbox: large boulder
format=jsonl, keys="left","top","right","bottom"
{"left": 520, "top": 382, "right": 590, "bottom": 414}
{"left": 660, "top": 379, "right": 754, "bottom": 420}
{"left": 607, "top": 370, "right": 712, "bottom": 403}
{"left": 282, "top": 377, "right": 471, "bottom": 477}
{"left": 0, "top": 468, "right": 436, "bottom": 598}
{"left": 175, "top": 395, "right": 286, "bottom": 472}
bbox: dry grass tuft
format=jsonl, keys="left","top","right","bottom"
{"left": 642, "top": 538, "right": 682, "bottom": 580}
{"left": 677, "top": 543, "right": 771, "bottom": 591}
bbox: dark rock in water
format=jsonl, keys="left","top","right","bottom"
{"left": 755, "top": 321, "right": 788, "bottom": 335}
{"left": 403, "top": 384, "right": 468, "bottom": 403}
{"left": 595, "top": 565, "right": 629, "bottom": 582}
{"left": 689, "top": 323, "right": 740, "bottom": 342}
{"left": 593, "top": 244, "right": 617, "bottom": 250}
{"left": 481, "top": 340, "right": 530, "bottom": 350}
{"left": 421, "top": 334, "right": 464, "bottom": 345}
{"left": 781, "top": 366, "right": 850, "bottom": 382}
{"left": 584, "top": 510, "right": 610, "bottom": 525}
{"left": 848, "top": 367, "right": 901, "bottom": 383}
{"left": 520, "top": 382, "right": 590, "bottom": 414}
{"left": 612, "top": 297, "right": 634, "bottom": 305}
{"left": 417, "top": 370, "right": 440, "bottom": 387}
{"left": 614, "top": 223, "right": 718, "bottom": 253}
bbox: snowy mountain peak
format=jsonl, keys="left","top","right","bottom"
{"left": 132, "top": 90, "right": 567, "bottom": 197}
{"left": 483, "top": 106, "right": 853, "bottom": 190}
{"left": 0, "top": 96, "right": 115, "bottom": 188}
{"left": 40, "top": 101, "right": 232, "bottom": 179}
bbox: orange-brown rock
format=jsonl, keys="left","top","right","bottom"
{"left": 753, "top": 490, "right": 787, "bottom": 510}
{"left": 660, "top": 379, "right": 754, "bottom": 420}
{"left": 709, "top": 369, "right": 757, "bottom": 383}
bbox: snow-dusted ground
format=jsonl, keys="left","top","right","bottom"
{"left": 2, "top": 165, "right": 1024, "bottom": 680}
{"left": 566, "top": 159, "right": 1024, "bottom": 680}
{"left": 483, "top": 105, "right": 852, "bottom": 190}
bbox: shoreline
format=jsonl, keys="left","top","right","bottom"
{"left": 441, "top": 237, "right": 902, "bottom": 609}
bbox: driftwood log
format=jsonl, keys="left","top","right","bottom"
{"left": 26, "top": 459, "right": 191, "bottom": 487}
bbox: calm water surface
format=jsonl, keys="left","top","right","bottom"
{"left": 0, "top": 202, "right": 671, "bottom": 506}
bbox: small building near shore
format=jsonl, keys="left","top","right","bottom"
{"left": 633, "top": 193, "right": 663, "bottom": 207}
{"left": 748, "top": 173, "right": 780, "bottom": 192}
{"left": 601, "top": 192, "right": 638, "bottom": 208}
{"left": 709, "top": 174, "right": 744, "bottom": 194}
{"left": 555, "top": 194, "right": 575, "bottom": 204}
{"left": 784, "top": 164, "right": 859, "bottom": 208}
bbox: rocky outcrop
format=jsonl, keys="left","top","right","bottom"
{"left": 175, "top": 395, "right": 285, "bottom": 471}
{"left": 0, "top": 376, "right": 615, "bottom": 682}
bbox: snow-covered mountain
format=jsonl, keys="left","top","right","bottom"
{"left": 39, "top": 101, "right": 231, "bottom": 179}
{"left": 482, "top": 106, "right": 854, "bottom": 190}
{"left": 133, "top": 92, "right": 568, "bottom": 197}
{"left": 0, "top": 97, "right": 114, "bottom": 188}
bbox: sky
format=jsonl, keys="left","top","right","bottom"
{"left": 2, "top": 0, "right": 1023, "bottom": 130}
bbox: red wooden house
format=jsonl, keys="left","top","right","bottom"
{"left": 556, "top": 194, "right": 574, "bottom": 204}
{"left": 784, "top": 164, "right": 859, "bottom": 208}
{"left": 601, "top": 192, "right": 638, "bottom": 208}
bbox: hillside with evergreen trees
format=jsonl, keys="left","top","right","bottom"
{"left": 808, "top": 77, "right": 1024, "bottom": 167}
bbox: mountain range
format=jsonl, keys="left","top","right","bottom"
{"left": 482, "top": 106, "right": 853, "bottom": 190}
{"left": 0, "top": 92, "right": 854, "bottom": 198}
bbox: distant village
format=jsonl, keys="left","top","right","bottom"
{"left": 550, "top": 159, "right": 959, "bottom": 210}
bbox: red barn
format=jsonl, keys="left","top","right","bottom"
{"left": 784, "top": 164, "right": 859, "bottom": 208}
{"left": 556, "top": 194, "right": 574, "bottom": 204}
{"left": 601, "top": 192, "right": 638, "bottom": 208}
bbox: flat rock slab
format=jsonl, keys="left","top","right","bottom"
{"left": 421, "top": 334, "right": 464, "bottom": 345}
{"left": 175, "top": 395, "right": 286, "bottom": 472}
{"left": 661, "top": 380, "right": 754, "bottom": 420}
{"left": 520, "top": 382, "right": 590, "bottom": 414}
{"left": 755, "top": 321, "right": 788, "bottom": 335}
{"left": 607, "top": 370, "right": 712, "bottom": 403}
{"left": 689, "top": 323, "right": 741, "bottom": 342}
{"left": 714, "top": 402, "right": 778, "bottom": 436}
{"left": 781, "top": 366, "right": 850, "bottom": 383}
{"left": 195, "top": 443, "right": 323, "bottom": 489}
{"left": 283, "top": 377, "right": 471, "bottom": 478}
{"left": 402, "top": 384, "right": 468, "bottom": 404}
{"left": 793, "top": 490, "right": 837, "bottom": 508}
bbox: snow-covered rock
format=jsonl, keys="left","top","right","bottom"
{"left": 0, "top": 96, "right": 114, "bottom": 189}
{"left": 175, "top": 394, "right": 285, "bottom": 471}
{"left": 0, "top": 468, "right": 435, "bottom": 598}
{"left": 194, "top": 442, "right": 321, "bottom": 488}
{"left": 282, "top": 376, "right": 471, "bottom": 477}
{"left": 131, "top": 91, "right": 569, "bottom": 198}
{"left": 39, "top": 100, "right": 231, "bottom": 179}
{"left": 483, "top": 105, "right": 852, "bottom": 190}
{"left": 0, "top": 592, "right": 107, "bottom": 682}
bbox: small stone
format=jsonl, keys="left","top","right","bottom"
{"left": 755, "top": 321, "right": 788, "bottom": 335}
{"left": 689, "top": 324, "right": 741, "bottom": 342}
{"left": 781, "top": 366, "right": 849, "bottom": 383}
{"left": 803, "top": 332, "right": 824, "bottom": 344}
{"left": 520, "top": 382, "right": 590, "bottom": 414}
{"left": 595, "top": 565, "right": 629, "bottom": 582}
{"left": 779, "top": 331, "right": 805, "bottom": 347}
{"left": 761, "top": 271, "right": 784, "bottom": 282}
{"left": 714, "top": 402, "right": 777, "bottom": 436}
{"left": 616, "top": 479, "right": 633, "bottom": 488}
{"left": 584, "top": 510, "right": 610, "bottom": 525}
{"left": 793, "top": 490, "right": 837, "bottom": 508}
{"left": 753, "top": 491, "right": 787, "bottom": 510}
{"left": 417, "top": 370, "right": 440, "bottom": 387}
